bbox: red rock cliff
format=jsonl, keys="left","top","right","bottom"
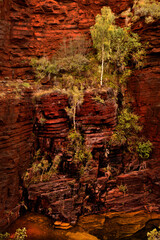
{"left": 0, "top": 0, "right": 160, "bottom": 231}
{"left": 0, "top": 0, "right": 133, "bottom": 80}
{"left": 0, "top": 85, "right": 34, "bottom": 231}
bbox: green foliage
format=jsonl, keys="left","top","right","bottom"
{"left": 55, "top": 36, "right": 90, "bottom": 74}
{"left": 90, "top": 6, "right": 145, "bottom": 87}
{"left": 30, "top": 57, "right": 57, "bottom": 81}
{"left": 66, "top": 86, "right": 84, "bottom": 130}
{"left": 133, "top": 0, "right": 160, "bottom": 24}
{"left": 118, "top": 184, "right": 128, "bottom": 194}
{"left": 53, "top": 54, "right": 89, "bottom": 74}
{"left": 39, "top": 117, "right": 46, "bottom": 126}
{"left": 22, "top": 82, "right": 31, "bottom": 88}
{"left": 110, "top": 108, "right": 142, "bottom": 146}
{"left": 137, "top": 140, "right": 152, "bottom": 159}
{"left": 110, "top": 27, "right": 145, "bottom": 73}
{"left": 0, "top": 228, "right": 27, "bottom": 240}
{"left": 31, "top": 36, "right": 90, "bottom": 83}
{"left": 92, "top": 95, "right": 105, "bottom": 104}
{"left": 110, "top": 108, "right": 153, "bottom": 160}
{"left": 23, "top": 150, "right": 61, "bottom": 185}
{"left": 90, "top": 6, "right": 115, "bottom": 85}
{"left": 0, "top": 232, "right": 10, "bottom": 240}
{"left": 67, "top": 129, "right": 92, "bottom": 175}
{"left": 14, "top": 228, "right": 27, "bottom": 240}
{"left": 147, "top": 227, "right": 160, "bottom": 240}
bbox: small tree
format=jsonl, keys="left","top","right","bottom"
{"left": 91, "top": 6, "right": 145, "bottom": 90}
{"left": 66, "top": 86, "right": 84, "bottom": 130}
{"left": 90, "top": 7, "right": 115, "bottom": 86}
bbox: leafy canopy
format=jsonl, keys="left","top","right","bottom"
{"left": 90, "top": 7, "right": 115, "bottom": 62}
{"left": 90, "top": 6, "right": 145, "bottom": 87}
{"left": 133, "top": 0, "right": 160, "bottom": 24}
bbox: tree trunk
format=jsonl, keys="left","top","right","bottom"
{"left": 73, "top": 106, "right": 76, "bottom": 130}
{"left": 100, "top": 44, "right": 104, "bottom": 86}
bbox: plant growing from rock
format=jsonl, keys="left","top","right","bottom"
{"left": 110, "top": 108, "right": 152, "bottom": 161}
{"left": 0, "top": 232, "right": 10, "bottom": 240}
{"left": 67, "top": 129, "right": 92, "bottom": 176}
{"left": 65, "top": 86, "right": 84, "bottom": 130}
{"left": 23, "top": 150, "right": 62, "bottom": 185}
{"left": 14, "top": 228, "right": 27, "bottom": 240}
{"left": 92, "top": 94, "right": 105, "bottom": 104}
{"left": 31, "top": 35, "right": 90, "bottom": 84}
{"left": 91, "top": 6, "right": 145, "bottom": 94}
{"left": 39, "top": 117, "right": 46, "bottom": 126}
{"left": 118, "top": 184, "right": 128, "bottom": 194}
{"left": 133, "top": 0, "right": 160, "bottom": 24}
{"left": 90, "top": 7, "right": 115, "bottom": 86}
{"left": 0, "top": 228, "right": 27, "bottom": 240}
{"left": 31, "top": 57, "right": 57, "bottom": 82}
{"left": 136, "top": 140, "right": 152, "bottom": 159}
{"left": 147, "top": 227, "right": 160, "bottom": 240}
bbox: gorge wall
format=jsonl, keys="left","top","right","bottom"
{"left": 0, "top": 0, "right": 133, "bottom": 80}
{"left": 0, "top": 85, "right": 34, "bottom": 230}
{"left": 0, "top": 0, "right": 160, "bottom": 232}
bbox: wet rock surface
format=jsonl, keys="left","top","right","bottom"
{"left": 7, "top": 211, "right": 160, "bottom": 240}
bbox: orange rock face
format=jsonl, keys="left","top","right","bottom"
{"left": 0, "top": 0, "right": 133, "bottom": 80}
{"left": 0, "top": 0, "right": 160, "bottom": 231}
{"left": 129, "top": 20, "right": 160, "bottom": 158}
{"left": 0, "top": 87, "right": 34, "bottom": 231}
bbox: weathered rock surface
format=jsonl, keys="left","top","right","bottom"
{"left": 6, "top": 211, "right": 160, "bottom": 240}
{"left": 27, "top": 90, "right": 118, "bottom": 223}
{"left": 129, "top": 19, "right": 160, "bottom": 159}
{"left": 34, "top": 89, "right": 117, "bottom": 154}
{"left": 0, "top": 83, "right": 34, "bottom": 231}
{"left": 0, "top": 0, "right": 160, "bottom": 232}
{"left": 0, "top": 0, "right": 132, "bottom": 80}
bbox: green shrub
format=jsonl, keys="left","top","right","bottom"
{"left": 31, "top": 36, "right": 90, "bottom": 83}
{"left": 110, "top": 108, "right": 142, "bottom": 146}
{"left": 0, "top": 232, "right": 10, "bottom": 240}
{"left": 133, "top": 0, "right": 160, "bottom": 23}
{"left": 147, "top": 227, "right": 160, "bottom": 240}
{"left": 39, "top": 117, "right": 46, "bottom": 126}
{"left": 67, "top": 129, "right": 92, "bottom": 175}
{"left": 54, "top": 54, "right": 89, "bottom": 74}
{"left": 137, "top": 140, "right": 152, "bottom": 159}
{"left": 92, "top": 95, "right": 105, "bottom": 104}
{"left": 14, "top": 228, "right": 27, "bottom": 240}
{"left": 0, "top": 228, "right": 27, "bottom": 240}
{"left": 65, "top": 86, "right": 84, "bottom": 130}
{"left": 23, "top": 151, "right": 61, "bottom": 185}
{"left": 110, "top": 108, "right": 153, "bottom": 161}
{"left": 118, "top": 184, "right": 128, "bottom": 194}
{"left": 30, "top": 57, "right": 57, "bottom": 81}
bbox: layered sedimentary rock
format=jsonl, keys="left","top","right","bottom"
{"left": 129, "top": 20, "right": 160, "bottom": 159}
{"left": 0, "top": 84, "right": 34, "bottom": 231}
{"left": 0, "top": 0, "right": 160, "bottom": 231}
{"left": 0, "top": 0, "right": 133, "bottom": 80}
{"left": 27, "top": 89, "right": 160, "bottom": 224}
{"left": 27, "top": 90, "right": 118, "bottom": 223}
{"left": 34, "top": 89, "right": 117, "bottom": 153}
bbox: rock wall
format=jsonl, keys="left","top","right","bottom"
{"left": 0, "top": 0, "right": 133, "bottom": 80}
{"left": 129, "top": 19, "right": 160, "bottom": 158}
{"left": 27, "top": 89, "right": 118, "bottom": 224}
{"left": 27, "top": 90, "right": 160, "bottom": 224}
{"left": 0, "top": 85, "right": 34, "bottom": 231}
{"left": 0, "top": 0, "right": 160, "bottom": 231}
{"left": 34, "top": 89, "right": 117, "bottom": 153}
